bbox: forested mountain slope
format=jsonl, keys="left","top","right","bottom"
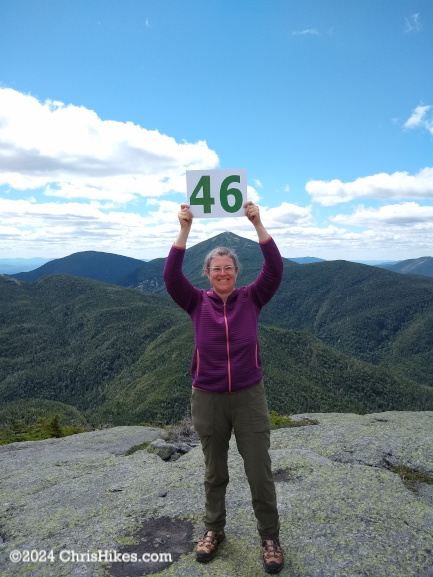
{"left": 11, "top": 251, "right": 145, "bottom": 284}
{"left": 95, "top": 322, "right": 433, "bottom": 425}
{"left": 1, "top": 272, "right": 432, "bottom": 427}
{"left": 260, "top": 259, "right": 433, "bottom": 386}
{"left": 0, "top": 274, "right": 183, "bottom": 411}
{"left": 378, "top": 256, "right": 433, "bottom": 278}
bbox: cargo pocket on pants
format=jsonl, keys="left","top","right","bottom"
{"left": 246, "top": 381, "right": 271, "bottom": 432}
{"left": 191, "top": 389, "right": 215, "bottom": 437}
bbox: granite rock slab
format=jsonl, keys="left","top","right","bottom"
{"left": 0, "top": 412, "right": 432, "bottom": 577}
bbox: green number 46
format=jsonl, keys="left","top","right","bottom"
{"left": 190, "top": 175, "right": 243, "bottom": 214}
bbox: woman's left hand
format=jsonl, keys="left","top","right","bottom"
{"left": 244, "top": 201, "right": 262, "bottom": 227}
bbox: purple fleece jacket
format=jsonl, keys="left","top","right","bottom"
{"left": 163, "top": 237, "right": 283, "bottom": 393}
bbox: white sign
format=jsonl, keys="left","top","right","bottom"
{"left": 186, "top": 169, "right": 248, "bottom": 218}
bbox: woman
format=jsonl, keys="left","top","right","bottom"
{"left": 163, "top": 201, "right": 284, "bottom": 574}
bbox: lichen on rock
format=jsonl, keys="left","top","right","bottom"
{"left": 0, "top": 413, "right": 432, "bottom": 576}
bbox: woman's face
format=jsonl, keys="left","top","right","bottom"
{"left": 205, "top": 255, "right": 238, "bottom": 299}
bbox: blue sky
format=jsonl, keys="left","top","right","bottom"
{"left": 0, "top": 0, "right": 432, "bottom": 261}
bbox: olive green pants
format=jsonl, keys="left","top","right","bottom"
{"left": 190, "top": 380, "right": 280, "bottom": 540}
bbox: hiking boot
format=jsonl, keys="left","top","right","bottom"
{"left": 196, "top": 529, "right": 225, "bottom": 562}
{"left": 262, "top": 538, "right": 284, "bottom": 574}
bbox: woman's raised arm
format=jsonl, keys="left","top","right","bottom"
{"left": 174, "top": 203, "right": 194, "bottom": 247}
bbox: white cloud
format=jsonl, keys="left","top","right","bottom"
{"left": 247, "top": 185, "right": 260, "bottom": 204}
{"left": 0, "top": 196, "right": 312, "bottom": 258}
{"left": 404, "top": 104, "right": 433, "bottom": 134}
{"left": 331, "top": 202, "right": 433, "bottom": 227}
{"left": 270, "top": 220, "right": 433, "bottom": 261}
{"left": 0, "top": 88, "right": 219, "bottom": 202}
{"left": 292, "top": 29, "right": 319, "bottom": 36}
{"left": 1, "top": 194, "right": 432, "bottom": 261}
{"left": 0, "top": 196, "right": 184, "bottom": 258}
{"left": 262, "top": 202, "right": 313, "bottom": 226}
{"left": 2, "top": 89, "right": 432, "bottom": 263}
{"left": 306, "top": 167, "right": 433, "bottom": 206}
{"left": 404, "top": 13, "right": 421, "bottom": 33}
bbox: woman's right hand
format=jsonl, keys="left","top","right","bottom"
{"left": 178, "top": 204, "right": 194, "bottom": 230}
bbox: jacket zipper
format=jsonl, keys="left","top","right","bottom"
{"left": 223, "top": 301, "right": 231, "bottom": 392}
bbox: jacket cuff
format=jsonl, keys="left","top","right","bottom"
{"left": 259, "top": 236, "right": 272, "bottom": 244}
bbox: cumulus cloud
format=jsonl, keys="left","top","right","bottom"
{"left": 0, "top": 196, "right": 186, "bottom": 258}
{"left": 262, "top": 202, "right": 313, "bottom": 226}
{"left": 1, "top": 194, "right": 432, "bottom": 261}
{"left": 271, "top": 219, "right": 433, "bottom": 261}
{"left": 247, "top": 185, "right": 260, "bottom": 204}
{"left": 331, "top": 202, "right": 433, "bottom": 227}
{"left": 0, "top": 88, "right": 219, "bottom": 202}
{"left": 404, "top": 104, "right": 433, "bottom": 134}
{"left": 324, "top": 202, "right": 433, "bottom": 259}
{"left": 2, "top": 88, "right": 432, "bottom": 263}
{"left": 306, "top": 167, "right": 433, "bottom": 206}
{"left": 0, "top": 196, "right": 314, "bottom": 258}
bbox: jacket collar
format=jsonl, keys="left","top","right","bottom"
{"left": 206, "top": 287, "right": 239, "bottom": 304}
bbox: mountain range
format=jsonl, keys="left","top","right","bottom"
{"left": 377, "top": 256, "right": 433, "bottom": 277}
{"left": 7, "top": 246, "right": 433, "bottom": 284}
{"left": 11, "top": 251, "right": 145, "bottom": 284}
{"left": 1, "top": 232, "right": 433, "bottom": 430}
